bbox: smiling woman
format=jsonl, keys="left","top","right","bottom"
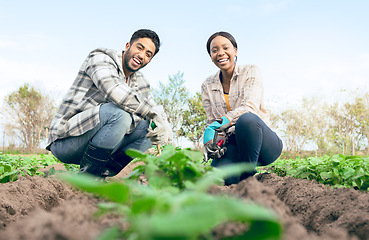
{"left": 201, "top": 31, "right": 283, "bottom": 185}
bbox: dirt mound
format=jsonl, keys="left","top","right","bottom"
{"left": 0, "top": 164, "right": 368, "bottom": 240}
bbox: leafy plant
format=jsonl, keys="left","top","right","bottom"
{"left": 0, "top": 153, "right": 67, "bottom": 183}
{"left": 264, "top": 154, "right": 369, "bottom": 191}
{"left": 62, "top": 170, "right": 281, "bottom": 240}
{"left": 126, "top": 145, "right": 213, "bottom": 189}
{"left": 61, "top": 147, "right": 282, "bottom": 240}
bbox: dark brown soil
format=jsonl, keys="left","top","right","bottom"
{"left": 0, "top": 163, "right": 368, "bottom": 240}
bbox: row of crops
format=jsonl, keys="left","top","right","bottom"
{"left": 1, "top": 149, "right": 368, "bottom": 190}
{"left": 262, "top": 154, "right": 369, "bottom": 191}
{"left": 1, "top": 147, "right": 368, "bottom": 239}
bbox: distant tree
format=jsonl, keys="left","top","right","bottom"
{"left": 152, "top": 72, "right": 190, "bottom": 143}
{"left": 279, "top": 108, "right": 312, "bottom": 153}
{"left": 350, "top": 92, "right": 369, "bottom": 154}
{"left": 301, "top": 96, "right": 332, "bottom": 153}
{"left": 3, "top": 83, "right": 56, "bottom": 151}
{"left": 328, "top": 101, "right": 360, "bottom": 155}
{"left": 178, "top": 92, "right": 206, "bottom": 149}
{"left": 330, "top": 91, "right": 369, "bottom": 155}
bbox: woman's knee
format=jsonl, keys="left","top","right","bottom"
{"left": 235, "top": 112, "right": 260, "bottom": 130}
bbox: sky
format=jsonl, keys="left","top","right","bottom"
{"left": 0, "top": 0, "right": 368, "bottom": 144}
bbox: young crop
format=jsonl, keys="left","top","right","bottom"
{"left": 264, "top": 154, "right": 369, "bottom": 191}
{"left": 126, "top": 145, "right": 213, "bottom": 189}
{"left": 0, "top": 153, "right": 60, "bottom": 183}
{"left": 0, "top": 153, "right": 77, "bottom": 183}
{"left": 61, "top": 147, "right": 282, "bottom": 240}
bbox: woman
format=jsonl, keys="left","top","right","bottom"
{"left": 201, "top": 31, "right": 283, "bottom": 185}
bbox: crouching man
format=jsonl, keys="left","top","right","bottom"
{"left": 46, "top": 29, "right": 172, "bottom": 177}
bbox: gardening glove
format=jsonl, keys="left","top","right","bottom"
{"left": 146, "top": 105, "right": 173, "bottom": 145}
{"left": 203, "top": 116, "right": 232, "bottom": 145}
{"left": 203, "top": 131, "right": 227, "bottom": 160}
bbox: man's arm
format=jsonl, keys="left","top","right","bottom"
{"left": 86, "top": 50, "right": 154, "bottom": 118}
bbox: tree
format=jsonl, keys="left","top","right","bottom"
{"left": 301, "top": 96, "right": 332, "bottom": 153}
{"left": 349, "top": 92, "right": 369, "bottom": 154}
{"left": 178, "top": 92, "right": 206, "bottom": 149}
{"left": 279, "top": 108, "right": 313, "bottom": 153}
{"left": 152, "top": 72, "right": 190, "bottom": 143}
{"left": 3, "top": 83, "right": 56, "bottom": 151}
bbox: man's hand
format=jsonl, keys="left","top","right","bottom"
{"left": 146, "top": 105, "right": 173, "bottom": 145}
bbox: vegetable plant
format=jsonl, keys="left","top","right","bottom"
{"left": 61, "top": 146, "right": 282, "bottom": 240}
{"left": 0, "top": 153, "right": 60, "bottom": 183}
{"left": 264, "top": 154, "right": 369, "bottom": 191}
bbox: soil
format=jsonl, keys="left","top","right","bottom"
{"left": 0, "top": 162, "right": 368, "bottom": 240}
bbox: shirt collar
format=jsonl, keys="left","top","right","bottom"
{"left": 212, "top": 65, "right": 239, "bottom": 90}
{"left": 217, "top": 65, "right": 239, "bottom": 81}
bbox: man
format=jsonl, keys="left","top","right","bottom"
{"left": 46, "top": 29, "right": 172, "bottom": 177}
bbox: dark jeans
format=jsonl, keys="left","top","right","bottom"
{"left": 211, "top": 112, "right": 283, "bottom": 185}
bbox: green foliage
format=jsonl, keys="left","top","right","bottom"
{"left": 0, "top": 153, "right": 61, "bottom": 183}
{"left": 126, "top": 145, "right": 212, "bottom": 190}
{"left": 178, "top": 92, "right": 207, "bottom": 148}
{"left": 152, "top": 72, "right": 190, "bottom": 140}
{"left": 264, "top": 155, "right": 369, "bottom": 190}
{"left": 61, "top": 147, "right": 282, "bottom": 240}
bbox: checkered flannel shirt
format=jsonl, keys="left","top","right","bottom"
{"left": 201, "top": 64, "right": 270, "bottom": 131}
{"left": 46, "top": 48, "right": 156, "bottom": 149}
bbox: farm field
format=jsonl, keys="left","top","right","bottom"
{"left": 0, "top": 152, "right": 368, "bottom": 240}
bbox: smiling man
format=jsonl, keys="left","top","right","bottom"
{"left": 46, "top": 29, "right": 172, "bottom": 178}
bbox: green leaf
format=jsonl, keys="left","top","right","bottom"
{"left": 96, "top": 226, "right": 122, "bottom": 240}
{"left": 343, "top": 168, "right": 355, "bottom": 179}
{"left": 359, "top": 176, "right": 369, "bottom": 190}
{"left": 320, "top": 172, "right": 333, "bottom": 179}
{"left": 48, "top": 167, "right": 56, "bottom": 176}
{"left": 130, "top": 194, "right": 281, "bottom": 240}
{"left": 217, "top": 163, "right": 255, "bottom": 179}
{"left": 60, "top": 174, "right": 130, "bottom": 203}
{"left": 125, "top": 149, "right": 147, "bottom": 159}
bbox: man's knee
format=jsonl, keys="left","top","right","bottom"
{"left": 100, "top": 103, "right": 132, "bottom": 131}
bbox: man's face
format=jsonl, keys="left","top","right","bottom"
{"left": 123, "top": 37, "right": 156, "bottom": 75}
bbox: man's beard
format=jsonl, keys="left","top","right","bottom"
{"left": 123, "top": 51, "right": 137, "bottom": 73}
{"left": 123, "top": 48, "right": 147, "bottom": 73}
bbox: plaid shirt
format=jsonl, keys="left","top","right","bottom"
{"left": 201, "top": 64, "right": 270, "bottom": 131}
{"left": 46, "top": 48, "right": 156, "bottom": 149}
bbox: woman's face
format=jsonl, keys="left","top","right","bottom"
{"left": 209, "top": 36, "right": 237, "bottom": 72}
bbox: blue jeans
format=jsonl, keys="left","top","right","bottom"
{"left": 50, "top": 102, "right": 152, "bottom": 164}
{"left": 211, "top": 112, "right": 283, "bottom": 185}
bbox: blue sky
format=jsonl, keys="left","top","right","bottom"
{"left": 1, "top": 0, "right": 368, "bottom": 113}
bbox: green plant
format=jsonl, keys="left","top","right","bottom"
{"left": 62, "top": 171, "right": 281, "bottom": 240}
{"left": 264, "top": 154, "right": 369, "bottom": 191}
{"left": 61, "top": 147, "right": 282, "bottom": 240}
{"left": 126, "top": 145, "right": 213, "bottom": 189}
{"left": 0, "top": 153, "right": 68, "bottom": 183}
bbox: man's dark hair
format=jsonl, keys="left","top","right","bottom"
{"left": 206, "top": 31, "right": 238, "bottom": 55}
{"left": 130, "top": 29, "right": 161, "bottom": 56}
